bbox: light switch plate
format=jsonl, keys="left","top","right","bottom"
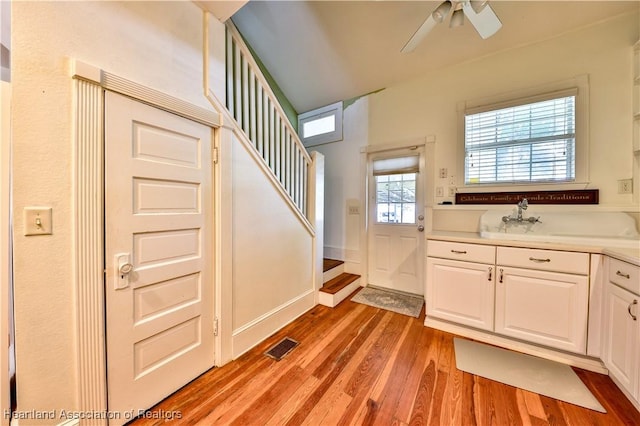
{"left": 24, "top": 207, "right": 52, "bottom": 236}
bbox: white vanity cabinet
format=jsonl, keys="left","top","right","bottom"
{"left": 602, "top": 257, "right": 640, "bottom": 409}
{"left": 426, "top": 241, "right": 495, "bottom": 331}
{"left": 494, "top": 246, "right": 589, "bottom": 354}
{"left": 426, "top": 239, "right": 591, "bottom": 355}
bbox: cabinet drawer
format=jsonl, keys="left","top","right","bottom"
{"left": 497, "top": 247, "right": 589, "bottom": 275}
{"left": 427, "top": 240, "right": 495, "bottom": 264}
{"left": 609, "top": 257, "right": 640, "bottom": 295}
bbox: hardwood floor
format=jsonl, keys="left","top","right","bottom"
{"left": 130, "top": 292, "right": 640, "bottom": 425}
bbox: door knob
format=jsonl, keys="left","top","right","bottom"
{"left": 417, "top": 225, "right": 425, "bottom": 232}
{"left": 418, "top": 215, "right": 424, "bottom": 221}
{"left": 114, "top": 253, "right": 133, "bottom": 290}
{"left": 119, "top": 262, "right": 134, "bottom": 275}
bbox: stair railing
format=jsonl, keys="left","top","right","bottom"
{"left": 225, "top": 21, "right": 310, "bottom": 219}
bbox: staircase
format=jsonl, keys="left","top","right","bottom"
{"left": 319, "top": 259, "right": 362, "bottom": 308}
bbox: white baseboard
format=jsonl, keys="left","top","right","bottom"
{"left": 232, "top": 290, "right": 315, "bottom": 358}
{"left": 323, "top": 246, "right": 362, "bottom": 275}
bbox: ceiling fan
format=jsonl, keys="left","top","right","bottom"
{"left": 401, "top": 0, "right": 502, "bottom": 53}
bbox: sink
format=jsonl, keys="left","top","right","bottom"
{"left": 479, "top": 210, "right": 640, "bottom": 249}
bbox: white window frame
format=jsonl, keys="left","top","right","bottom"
{"left": 298, "top": 101, "right": 343, "bottom": 147}
{"left": 457, "top": 75, "right": 589, "bottom": 190}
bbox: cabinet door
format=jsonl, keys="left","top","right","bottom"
{"left": 603, "top": 282, "right": 639, "bottom": 399}
{"left": 426, "top": 257, "right": 494, "bottom": 331}
{"left": 495, "top": 266, "right": 589, "bottom": 354}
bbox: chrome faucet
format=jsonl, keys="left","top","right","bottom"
{"left": 517, "top": 198, "right": 528, "bottom": 220}
{"left": 502, "top": 198, "right": 540, "bottom": 224}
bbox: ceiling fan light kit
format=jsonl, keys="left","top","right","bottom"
{"left": 450, "top": 8, "right": 465, "bottom": 28}
{"left": 470, "top": 0, "right": 489, "bottom": 14}
{"left": 432, "top": 0, "right": 452, "bottom": 23}
{"left": 401, "top": 0, "right": 502, "bottom": 53}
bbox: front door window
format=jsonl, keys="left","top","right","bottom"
{"left": 375, "top": 173, "right": 416, "bottom": 224}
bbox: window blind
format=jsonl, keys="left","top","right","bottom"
{"left": 373, "top": 155, "right": 419, "bottom": 176}
{"left": 464, "top": 94, "right": 576, "bottom": 184}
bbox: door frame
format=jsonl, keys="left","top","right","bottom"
{"left": 71, "top": 60, "right": 224, "bottom": 419}
{"left": 0, "top": 80, "right": 11, "bottom": 426}
{"left": 360, "top": 137, "right": 436, "bottom": 291}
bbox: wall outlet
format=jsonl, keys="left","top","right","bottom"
{"left": 448, "top": 186, "right": 456, "bottom": 197}
{"left": 436, "top": 186, "right": 444, "bottom": 197}
{"left": 439, "top": 168, "right": 447, "bottom": 179}
{"left": 449, "top": 175, "right": 455, "bottom": 185}
{"left": 618, "top": 179, "right": 633, "bottom": 194}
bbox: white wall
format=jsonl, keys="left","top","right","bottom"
{"left": 231, "top": 133, "right": 315, "bottom": 357}
{"left": 312, "top": 97, "right": 368, "bottom": 273}
{"left": 11, "top": 1, "right": 224, "bottom": 416}
{"left": 369, "top": 12, "right": 638, "bottom": 207}
{"left": 321, "top": 11, "right": 640, "bottom": 260}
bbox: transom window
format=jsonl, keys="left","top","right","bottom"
{"left": 464, "top": 92, "right": 576, "bottom": 185}
{"left": 298, "top": 101, "right": 343, "bottom": 147}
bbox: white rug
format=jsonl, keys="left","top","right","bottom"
{"left": 351, "top": 286, "right": 423, "bottom": 318}
{"left": 454, "top": 338, "right": 606, "bottom": 413}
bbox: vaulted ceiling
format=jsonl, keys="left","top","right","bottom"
{"left": 229, "top": 1, "right": 639, "bottom": 113}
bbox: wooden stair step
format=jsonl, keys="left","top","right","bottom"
{"left": 320, "top": 273, "right": 360, "bottom": 295}
{"left": 323, "top": 258, "right": 344, "bottom": 273}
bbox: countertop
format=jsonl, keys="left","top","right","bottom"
{"left": 426, "top": 231, "right": 640, "bottom": 267}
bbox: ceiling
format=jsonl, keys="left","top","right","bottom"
{"left": 230, "top": 1, "right": 639, "bottom": 114}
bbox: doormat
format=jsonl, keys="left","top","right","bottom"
{"left": 351, "top": 287, "right": 423, "bottom": 318}
{"left": 453, "top": 338, "right": 606, "bottom": 413}
{"left": 264, "top": 337, "right": 299, "bottom": 361}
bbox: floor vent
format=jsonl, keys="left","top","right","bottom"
{"left": 264, "top": 337, "right": 299, "bottom": 361}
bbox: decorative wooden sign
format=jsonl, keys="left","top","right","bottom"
{"left": 455, "top": 189, "right": 599, "bottom": 205}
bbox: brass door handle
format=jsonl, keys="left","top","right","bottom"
{"left": 629, "top": 300, "right": 638, "bottom": 321}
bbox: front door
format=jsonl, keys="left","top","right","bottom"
{"left": 105, "top": 92, "right": 215, "bottom": 423}
{"left": 367, "top": 149, "right": 425, "bottom": 295}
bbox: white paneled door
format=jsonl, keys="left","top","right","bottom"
{"left": 367, "top": 149, "right": 425, "bottom": 295}
{"left": 105, "top": 92, "right": 214, "bottom": 423}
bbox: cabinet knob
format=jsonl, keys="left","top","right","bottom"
{"left": 488, "top": 267, "right": 493, "bottom": 281}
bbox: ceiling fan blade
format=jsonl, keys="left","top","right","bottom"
{"left": 462, "top": 1, "right": 502, "bottom": 39}
{"left": 401, "top": 14, "right": 438, "bottom": 53}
